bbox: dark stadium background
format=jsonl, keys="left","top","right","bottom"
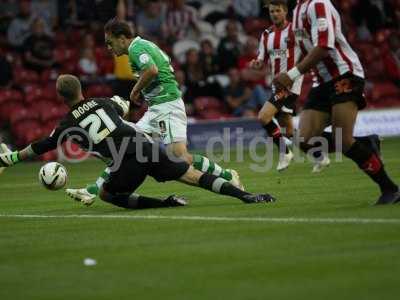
{"left": 0, "top": 0, "right": 399, "bottom": 160}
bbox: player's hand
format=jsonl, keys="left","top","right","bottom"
{"left": 249, "top": 59, "right": 263, "bottom": 70}
{"left": 273, "top": 73, "right": 294, "bottom": 90}
{"left": 0, "top": 152, "right": 19, "bottom": 167}
{"left": 110, "top": 95, "right": 130, "bottom": 117}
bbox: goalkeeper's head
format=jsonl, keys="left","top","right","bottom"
{"left": 56, "top": 74, "right": 83, "bottom": 106}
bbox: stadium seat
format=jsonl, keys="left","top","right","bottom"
{"left": 9, "top": 108, "right": 39, "bottom": 126}
{"left": 0, "top": 89, "right": 24, "bottom": 104}
{"left": 371, "top": 82, "right": 400, "bottom": 102}
{"left": 200, "top": 34, "right": 220, "bottom": 49}
{"left": 13, "top": 68, "right": 39, "bottom": 85}
{"left": 0, "top": 102, "right": 25, "bottom": 123}
{"left": 243, "top": 18, "right": 270, "bottom": 37}
{"left": 197, "top": 20, "right": 214, "bottom": 35}
{"left": 172, "top": 39, "right": 200, "bottom": 64}
{"left": 199, "top": 3, "right": 227, "bottom": 19}
{"left": 85, "top": 84, "right": 113, "bottom": 98}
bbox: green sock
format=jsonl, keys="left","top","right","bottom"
{"left": 86, "top": 169, "right": 111, "bottom": 196}
{"left": 192, "top": 154, "right": 233, "bottom": 181}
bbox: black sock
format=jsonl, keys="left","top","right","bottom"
{"left": 322, "top": 131, "right": 378, "bottom": 153}
{"left": 263, "top": 122, "right": 289, "bottom": 154}
{"left": 199, "top": 173, "right": 250, "bottom": 201}
{"left": 345, "top": 140, "right": 397, "bottom": 193}
{"left": 104, "top": 193, "right": 166, "bottom": 209}
{"left": 133, "top": 194, "right": 168, "bottom": 209}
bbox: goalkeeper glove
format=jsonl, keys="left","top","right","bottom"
{"left": 110, "top": 95, "right": 130, "bottom": 117}
{"left": 0, "top": 151, "right": 20, "bottom": 167}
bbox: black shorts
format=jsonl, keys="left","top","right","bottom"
{"left": 103, "top": 142, "right": 190, "bottom": 195}
{"left": 303, "top": 73, "right": 367, "bottom": 113}
{"left": 268, "top": 92, "right": 297, "bottom": 116}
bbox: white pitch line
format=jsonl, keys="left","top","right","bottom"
{"left": 0, "top": 214, "right": 400, "bottom": 224}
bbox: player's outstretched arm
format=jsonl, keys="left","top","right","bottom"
{"left": 0, "top": 125, "right": 64, "bottom": 168}
{"left": 0, "top": 145, "right": 38, "bottom": 167}
{"left": 130, "top": 65, "right": 158, "bottom": 102}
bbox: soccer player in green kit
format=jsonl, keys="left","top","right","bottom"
{"left": 66, "top": 19, "right": 243, "bottom": 205}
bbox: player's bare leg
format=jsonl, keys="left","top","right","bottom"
{"left": 332, "top": 102, "right": 399, "bottom": 205}
{"left": 178, "top": 166, "right": 275, "bottom": 204}
{"left": 258, "top": 102, "right": 293, "bottom": 171}
{"left": 298, "top": 109, "right": 331, "bottom": 172}
{"left": 168, "top": 141, "right": 244, "bottom": 190}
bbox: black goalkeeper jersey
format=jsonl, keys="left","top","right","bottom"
{"left": 31, "top": 98, "right": 144, "bottom": 159}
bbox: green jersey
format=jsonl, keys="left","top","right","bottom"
{"left": 128, "top": 37, "right": 181, "bottom": 106}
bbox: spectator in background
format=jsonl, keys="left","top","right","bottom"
{"left": 232, "top": 0, "right": 261, "bottom": 20}
{"left": 78, "top": 48, "right": 99, "bottom": 81}
{"left": 136, "top": 0, "right": 167, "bottom": 43}
{"left": 182, "top": 48, "right": 223, "bottom": 102}
{"left": 7, "top": 0, "right": 34, "bottom": 49}
{"left": 175, "top": 69, "right": 194, "bottom": 115}
{"left": 383, "top": 34, "right": 400, "bottom": 88}
{"left": 224, "top": 68, "right": 254, "bottom": 117}
{"left": 182, "top": 48, "right": 205, "bottom": 102}
{"left": 238, "top": 36, "right": 267, "bottom": 88}
{"left": 166, "top": 0, "right": 200, "bottom": 42}
{"left": 22, "top": 18, "right": 55, "bottom": 73}
{"left": 31, "top": 0, "right": 58, "bottom": 31}
{"left": 217, "top": 20, "right": 243, "bottom": 72}
{"left": 199, "top": 39, "right": 219, "bottom": 77}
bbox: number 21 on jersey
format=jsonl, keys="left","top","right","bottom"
{"left": 79, "top": 108, "right": 116, "bottom": 144}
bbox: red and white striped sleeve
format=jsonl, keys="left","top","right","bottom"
{"left": 308, "top": 0, "right": 335, "bottom": 49}
{"left": 257, "top": 31, "right": 269, "bottom": 62}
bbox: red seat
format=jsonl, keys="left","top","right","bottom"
{"left": 0, "top": 89, "right": 24, "bottom": 104}
{"left": 371, "top": 82, "right": 400, "bottom": 102}
{"left": 9, "top": 108, "right": 38, "bottom": 126}
{"left": 24, "top": 85, "right": 45, "bottom": 103}
{"left": 194, "top": 97, "right": 223, "bottom": 111}
{"left": 13, "top": 68, "right": 39, "bottom": 85}
{"left": 85, "top": 84, "right": 113, "bottom": 98}
{"left": 0, "top": 102, "right": 25, "bottom": 122}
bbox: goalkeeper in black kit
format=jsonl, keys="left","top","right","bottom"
{"left": 0, "top": 74, "right": 276, "bottom": 209}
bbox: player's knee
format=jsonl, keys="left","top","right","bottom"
{"left": 179, "top": 166, "right": 201, "bottom": 185}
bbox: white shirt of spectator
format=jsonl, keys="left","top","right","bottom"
{"left": 257, "top": 23, "right": 304, "bottom": 95}
{"left": 292, "top": 0, "right": 364, "bottom": 84}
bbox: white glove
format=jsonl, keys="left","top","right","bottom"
{"left": 110, "top": 95, "right": 130, "bottom": 117}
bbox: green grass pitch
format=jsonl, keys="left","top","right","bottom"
{"left": 1, "top": 138, "right": 400, "bottom": 300}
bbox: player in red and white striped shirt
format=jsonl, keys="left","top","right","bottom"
{"left": 274, "top": 0, "right": 399, "bottom": 204}
{"left": 166, "top": 0, "right": 200, "bottom": 41}
{"left": 251, "top": 0, "right": 302, "bottom": 171}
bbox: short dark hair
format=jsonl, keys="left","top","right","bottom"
{"left": 56, "top": 74, "right": 82, "bottom": 103}
{"left": 104, "top": 18, "right": 133, "bottom": 38}
{"left": 265, "top": 0, "right": 288, "bottom": 8}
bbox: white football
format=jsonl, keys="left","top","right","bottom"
{"left": 39, "top": 162, "right": 68, "bottom": 191}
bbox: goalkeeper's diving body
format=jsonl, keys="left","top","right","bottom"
{"left": 0, "top": 75, "right": 275, "bottom": 209}
{"left": 66, "top": 18, "right": 243, "bottom": 205}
